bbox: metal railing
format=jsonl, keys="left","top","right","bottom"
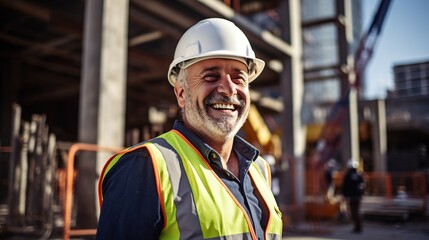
{"left": 63, "top": 143, "right": 122, "bottom": 240}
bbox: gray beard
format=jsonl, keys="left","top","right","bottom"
{"left": 184, "top": 91, "right": 248, "bottom": 142}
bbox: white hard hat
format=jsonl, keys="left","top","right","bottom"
{"left": 347, "top": 159, "right": 359, "bottom": 169}
{"left": 168, "top": 18, "right": 265, "bottom": 86}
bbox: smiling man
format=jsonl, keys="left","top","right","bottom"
{"left": 96, "top": 18, "right": 283, "bottom": 240}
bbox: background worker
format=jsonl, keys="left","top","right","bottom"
{"left": 96, "top": 18, "right": 283, "bottom": 239}
{"left": 341, "top": 159, "right": 365, "bottom": 233}
{"left": 324, "top": 158, "right": 337, "bottom": 203}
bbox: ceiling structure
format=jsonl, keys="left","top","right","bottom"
{"left": 0, "top": 0, "right": 287, "bottom": 141}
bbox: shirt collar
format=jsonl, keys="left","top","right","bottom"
{"left": 172, "top": 120, "right": 259, "bottom": 164}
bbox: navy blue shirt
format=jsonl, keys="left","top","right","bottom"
{"left": 97, "top": 120, "right": 266, "bottom": 239}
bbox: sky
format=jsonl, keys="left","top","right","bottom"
{"left": 362, "top": 0, "right": 429, "bottom": 99}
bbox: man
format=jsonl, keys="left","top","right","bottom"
{"left": 341, "top": 159, "right": 365, "bottom": 233}
{"left": 96, "top": 18, "right": 283, "bottom": 240}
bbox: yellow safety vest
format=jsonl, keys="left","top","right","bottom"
{"left": 99, "top": 130, "right": 283, "bottom": 239}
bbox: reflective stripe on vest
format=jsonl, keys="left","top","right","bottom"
{"left": 99, "top": 130, "right": 282, "bottom": 239}
{"left": 248, "top": 158, "right": 283, "bottom": 239}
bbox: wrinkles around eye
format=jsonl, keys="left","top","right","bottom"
{"left": 203, "top": 74, "right": 220, "bottom": 82}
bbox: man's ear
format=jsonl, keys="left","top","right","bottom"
{"left": 174, "top": 82, "right": 186, "bottom": 108}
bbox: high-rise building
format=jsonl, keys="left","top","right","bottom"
{"left": 389, "top": 60, "right": 429, "bottom": 98}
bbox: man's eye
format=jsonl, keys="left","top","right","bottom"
{"left": 204, "top": 74, "right": 219, "bottom": 81}
{"left": 232, "top": 76, "right": 248, "bottom": 86}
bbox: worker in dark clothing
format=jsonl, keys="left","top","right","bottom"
{"left": 341, "top": 159, "right": 365, "bottom": 233}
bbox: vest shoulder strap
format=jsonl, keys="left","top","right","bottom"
{"left": 252, "top": 157, "right": 271, "bottom": 187}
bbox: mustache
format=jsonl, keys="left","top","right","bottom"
{"left": 204, "top": 93, "right": 245, "bottom": 108}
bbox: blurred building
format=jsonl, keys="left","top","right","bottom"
{"left": 386, "top": 60, "right": 429, "bottom": 172}
{"left": 359, "top": 59, "right": 429, "bottom": 174}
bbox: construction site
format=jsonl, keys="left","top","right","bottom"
{"left": 0, "top": 0, "right": 428, "bottom": 239}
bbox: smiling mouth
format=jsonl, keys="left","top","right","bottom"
{"left": 210, "top": 103, "right": 237, "bottom": 111}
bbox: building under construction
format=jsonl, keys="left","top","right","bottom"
{"left": 0, "top": 0, "right": 427, "bottom": 239}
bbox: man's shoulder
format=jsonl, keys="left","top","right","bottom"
{"left": 104, "top": 143, "right": 153, "bottom": 175}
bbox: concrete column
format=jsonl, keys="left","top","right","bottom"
{"left": 278, "top": 0, "right": 306, "bottom": 224}
{"left": 372, "top": 99, "right": 387, "bottom": 172}
{"left": 337, "top": 0, "right": 360, "bottom": 165}
{"left": 77, "top": 0, "right": 129, "bottom": 227}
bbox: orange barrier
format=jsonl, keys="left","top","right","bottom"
{"left": 63, "top": 143, "right": 122, "bottom": 240}
{"left": 364, "top": 172, "right": 427, "bottom": 212}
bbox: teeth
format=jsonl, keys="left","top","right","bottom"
{"left": 212, "top": 103, "right": 235, "bottom": 110}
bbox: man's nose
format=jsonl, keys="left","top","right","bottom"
{"left": 217, "top": 74, "right": 237, "bottom": 97}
